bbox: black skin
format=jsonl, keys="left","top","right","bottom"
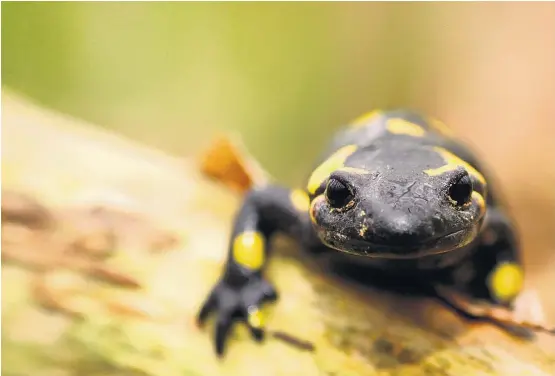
{"left": 197, "top": 109, "right": 522, "bottom": 357}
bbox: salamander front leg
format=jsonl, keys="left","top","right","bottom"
{"left": 436, "top": 208, "right": 553, "bottom": 334}
{"left": 197, "top": 185, "right": 312, "bottom": 356}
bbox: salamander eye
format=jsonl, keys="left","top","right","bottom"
{"left": 448, "top": 173, "right": 473, "bottom": 206}
{"left": 325, "top": 178, "right": 354, "bottom": 209}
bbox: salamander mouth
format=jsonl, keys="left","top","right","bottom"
{"left": 318, "top": 229, "right": 471, "bottom": 259}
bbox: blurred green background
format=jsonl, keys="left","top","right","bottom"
{"left": 2, "top": 3, "right": 555, "bottom": 296}
{"left": 3, "top": 2, "right": 459, "bottom": 183}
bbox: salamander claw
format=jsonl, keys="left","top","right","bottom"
{"left": 196, "top": 277, "right": 278, "bottom": 357}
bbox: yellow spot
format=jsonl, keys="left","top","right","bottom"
{"left": 424, "top": 164, "right": 457, "bottom": 178}
{"left": 424, "top": 147, "right": 486, "bottom": 185}
{"left": 386, "top": 118, "right": 426, "bottom": 137}
{"left": 337, "top": 167, "right": 371, "bottom": 175}
{"left": 359, "top": 224, "right": 368, "bottom": 237}
{"left": 350, "top": 109, "right": 382, "bottom": 129}
{"left": 290, "top": 189, "right": 310, "bottom": 212}
{"left": 232, "top": 231, "right": 265, "bottom": 270}
{"left": 428, "top": 116, "right": 455, "bottom": 137}
{"left": 472, "top": 191, "right": 486, "bottom": 216}
{"left": 247, "top": 306, "right": 265, "bottom": 329}
{"left": 488, "top": 262, "right": 524, "bottom": 302}
{"left": 307, "top": 145, "right": 358, "bottom": 194}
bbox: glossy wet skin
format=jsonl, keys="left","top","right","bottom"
{"left": 309, "top": 141, "right": 488, "bottom": 258}
{"left": 198, "top": 109, "right": 527, "bottom": 358}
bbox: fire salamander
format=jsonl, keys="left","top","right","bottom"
{"left": 197, "top": 109, "right": 525, "bottom": 356}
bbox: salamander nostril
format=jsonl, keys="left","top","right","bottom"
{"left": 369, "top": 214, "right": 430, "bottom": 246}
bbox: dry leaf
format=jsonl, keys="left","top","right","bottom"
{"left": 198, "top": 134, "right": 270, "bottom": 193}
